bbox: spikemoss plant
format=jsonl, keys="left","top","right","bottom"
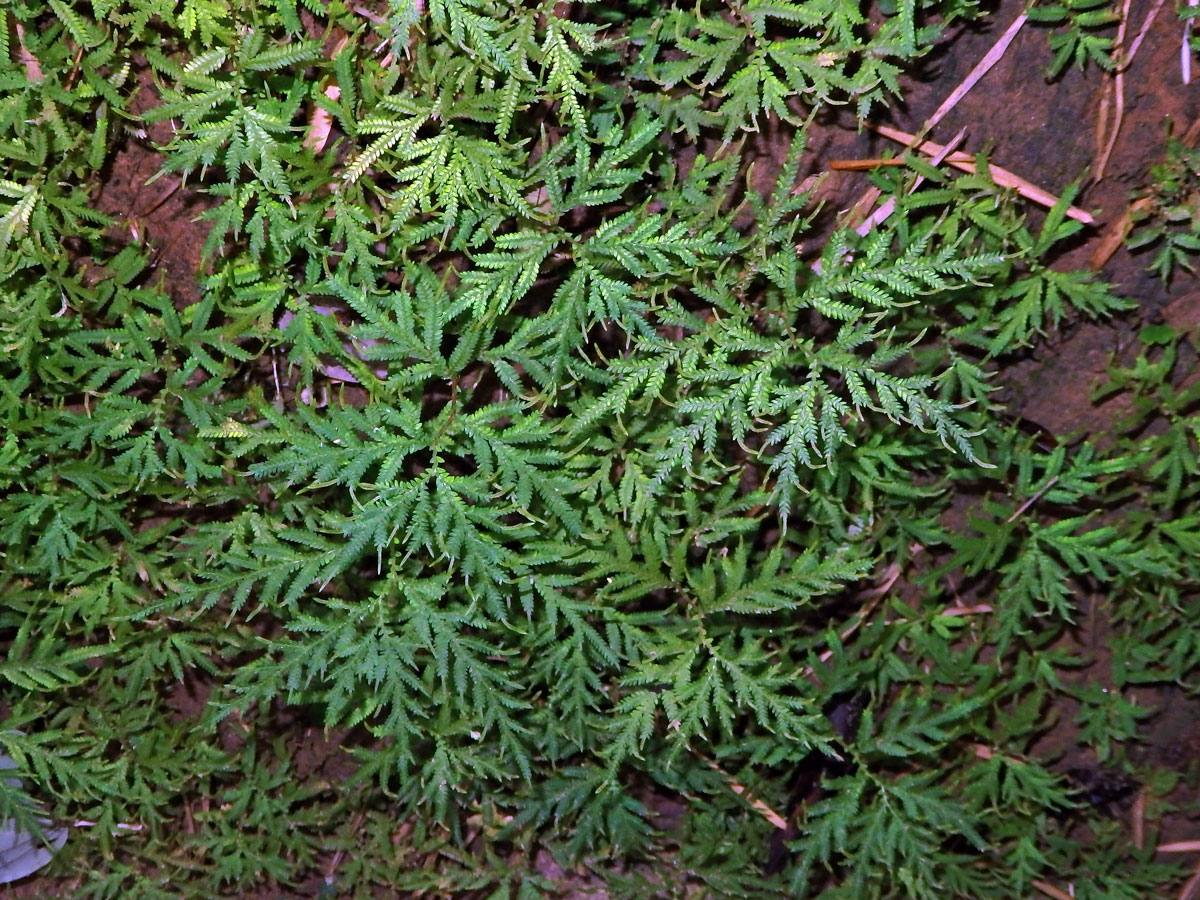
{"left": 1, "top": 2, "right": 1198, "bottom": 898}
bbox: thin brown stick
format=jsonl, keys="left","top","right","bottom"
{"left": 1160, "top": 840, "right": 1200, "bottom": 853}
{"left": 1093, "top": 82, "right": 1111, "bottom": 174}
{"left": 1180, "top": 857, "right": 1200, "bottom": 900}
{"left": 351, "top": 4, "right": 386, "bottom": 23}
{"left": 923, "top": 13, "right": 1028, "bottom": 135}
{"left": 835, "top": 147, "right": 997, "bottom": 176}
{"left": 707, "top": 759, "right": 788, "bottom": 830}
{"left": 323, "top": 810, "right": 367, "bottom": 885}
{"left": 1093, "top": 0, "right": 1132, "bottom": 180}
{"left": 832, "top": 14, "right": 1024, "bottom": 240}
{"left": 1123, "top": 0, "right": 1167, "bottom": 70}
{"left": 1006, "top": 475, "right": 1059, "bottom": 523}
{"left": 864, "top": 562, "right": 902, "bottom": 598}
{"left": 869, "top": 124, "right": 1096, "bottom": 225}
{"left": 841, "top": 185, "right": 883, "bottom": 233}
{"left": 829, "top": 158, "right": 908, "bottom": 171}
{"left": 1033, "top": 880, "right": 1077, "bottom": 900}
{"left": 1132, "top": 789, "right": 1146, "bottom": 851}
{"left": 850, "top": 129, "right": 968, "bottom": 238}
{"left": 1184, "top": 116, "right": 1200, "bottom": 148}
{"left": 136, "top": 179, "right": 183, "bottom": 219}
{"left": 1089, "top": 197, "right": 1155, "bottom": 269}
{"left": 809, "top": 563, "right": 902, "bottom": 667}
{"left": 62, "top": 44, "right": 85, "bottom": 92}
{"left": 829, "top": 130, "right": 965, "bottom": 255}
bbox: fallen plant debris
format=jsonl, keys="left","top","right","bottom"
{"left": 2, "top": 2, "right": 1200, "bottom": 899}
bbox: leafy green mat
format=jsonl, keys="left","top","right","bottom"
{"left": 2, "top": 1, "right": 1199, "bottom": 897}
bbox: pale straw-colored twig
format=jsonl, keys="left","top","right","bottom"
{"left": 821, "top": 11, "right": 1027, "bottom": 260}
{"left": 1124, "top": 0, "right": 1168, "bottom": 68}
{"left": 852, "top": 128, "right": 968, "bottom": 237}
{"left": 922, "top": 13, "right": 1028, "bottom": 136}
{"left": 869, "top": 124, "right": 1096, "bottom": 225}
{"left": 706, "top": 758, "right": 788, "bottom": 829}
{"left": 1180, "top": 856, "right": 1200, "bottom": 900}
{"left": 1132, "top": 789, "right": 1146, "bottom": 851}
{"left": 1160, "top": 840, "right": 1200, "bottom": 853}
{"left": 1006, "top": 475, "right": 1060, "bottom": 523}
{"left": 1093, "top": 0, "right": 1132, "bottom": 180}
{"left": 1184, "top": 0, "right": 1198, "bottom": 85}
{"left": 1033, "top": 880, "right": 1076, "bottom": 900}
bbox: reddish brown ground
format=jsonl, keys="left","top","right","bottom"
{"left": 866, "top": 0, "right": 1200, "bottom": 857}
{"left": 93, "top": 70, "right": 213, "bottom": 308}
{"left": 746, "top": 0, "right": 1200, "bottom": 876}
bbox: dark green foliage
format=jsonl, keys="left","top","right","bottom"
{"left": 1026, "top": 0, "right": 1121, "bottom": 76}
{"left": 1127, "top": 135, "right": 1200, "bottom": 282}
{"left": 1, "top": 1, "right": 1197, "bottom": 897}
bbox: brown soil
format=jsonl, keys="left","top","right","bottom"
{"left": 733, "top": 0, "right": 1200, "bottom": 882}
{"left": 872, "top": 0, "right": 1200, "bottom": 860}
{"left": 93, "top": 70, "right": 213, "bottom": 308}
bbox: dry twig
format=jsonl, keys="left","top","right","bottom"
{"left": 830, "top": 158, "right": 911, "bottom": 171}
{"left": 851, "top": 129, "right": 967, "bottom": 236}
{"left": 1185, "top": 0, "right": 1198, "bottom": 85}
{"left": 1089, "top": 197, "right": 1154, "bottom": 269}
{"left": 710, "top": 563, "right": 904, "bottom": 826}
{"left": 14, "top": 22, "right": 43, "bottom": 83}
{"left": 869, "top": 124, "right": 1096, "bottom": 225}
{"left": 1160, "top": 840, "right": 1200, "bottom": 853}
{"left": 832, "top": 12, "right": 1026, "bottom": 244}
{"left": 1125, "top": 0, "right": 1168, "bottom": 68}
{"left": 820, "top": 133, "right": 963, "bottom": 274}
{"left": 1132, "top": 789, "right": 1146, "bottom": 851}
{"left": 1180, "top": 857, "right": 1200, "bottom": 900}
{"left": 1186, "top": 116, "right": 1200, "bottom": 148}
{"left": 1006, "top": 476, "right": 1060, "bottom": 523}
{"left": 1093, "top": 0, "right": 1135, "bottom": 180}
{"left": 1033, "top": 879, "right": 1076, "bottom": 900}
{"left": 1090, "top": 115, "right": 1200, "bottom": 270}
{"left": 323, "top": 810, "right": 367, "bottom": 887}
{"left": 923, "top": 13, "right": 1028, "bottom": 136}
{"left": 807, "top": 562, "right": 902, "bottom": 668}
{"left": 706, "top": 759, "right": 788, "bottom": 830}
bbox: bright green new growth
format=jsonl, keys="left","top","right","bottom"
{"left": 1, "top": 1, "right": 1198, "bottom": 897}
